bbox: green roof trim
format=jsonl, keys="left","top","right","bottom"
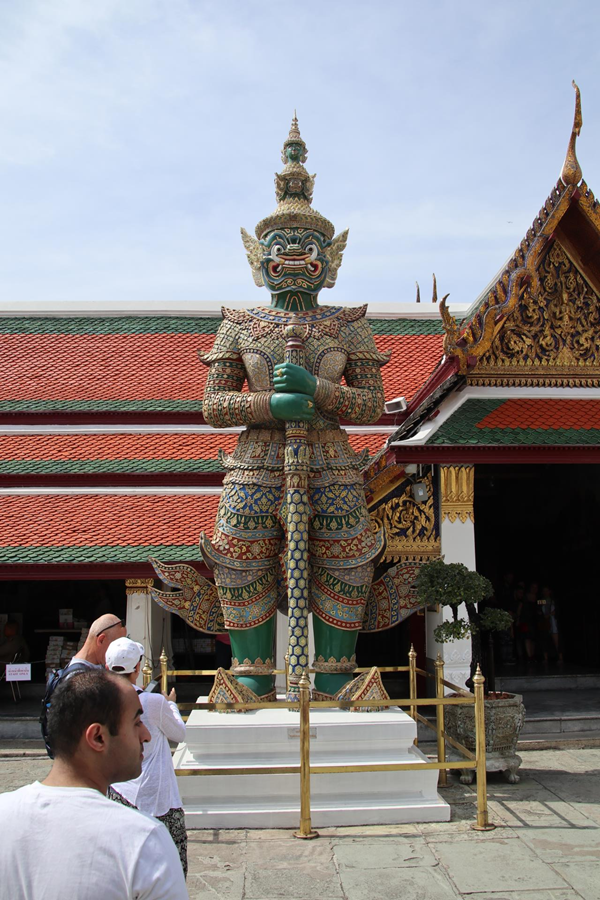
{"left": 367, "top": 319, "right": 445, "bottom": 335}
{"left": 427, "top": 399, "right": 600, "bottom": 446}
{"left": 0, "top": 544, "right": 199, "bottom": 564}
{"left": 0, "top": 459, "right": 225, "bottom": 474}
{"left": 0, "top": 317, "right": 223, "bottom": 335}
{"left": 0, "top": 315, "right": 444, "bottom": 336}
{"left": 0, "top": 400, "right": 203, "bottom": 412}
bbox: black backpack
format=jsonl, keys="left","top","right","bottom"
{"left": 40, "top": 662, "right": 96, "bottom": 759}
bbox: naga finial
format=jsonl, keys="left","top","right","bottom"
{"left": 560, "top": 81, "right": 583, "bottom": 186}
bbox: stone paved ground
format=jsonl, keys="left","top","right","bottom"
{"left": 1, "top": 748, "right": 599, "bottom": 899}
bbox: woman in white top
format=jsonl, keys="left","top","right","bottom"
{"left": 105, "top": 637, "right": 188, "bottom": 877}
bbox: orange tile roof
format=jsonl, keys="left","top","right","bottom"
{"left": 0, "top": 493, "right": 220, "bottom": 547}
{"left": 0, "top": 432, "right": 239, "bottom": 461}
{"left": 375, "top": 335, "right": 444, "bottom": 403}
{"left": 0, "top": 333, "right": 212, "bottom": 402}
{"left": 476, "top": 399, "right": 600, "bottom": 430}
{"left": 0, "top": 430, "right": 388, "bottom": 464}
{"left": 0, "top": 329, "right": 443, "bottom": 408}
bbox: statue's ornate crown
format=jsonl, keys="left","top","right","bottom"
{"left": 255, "top": 115, "right": 335, "bottom": 241}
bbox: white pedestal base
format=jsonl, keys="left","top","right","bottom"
{"left": 174, "top": 706, "right": 450, "bottom": 828}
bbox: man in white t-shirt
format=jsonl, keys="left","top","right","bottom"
{"left": 0, "top": 669, "right": 189, "bottom": 900}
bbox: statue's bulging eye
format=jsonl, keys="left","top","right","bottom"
{"left": 306, "top": 243, "right": 319, "bottom": 261}
{"left": 270, "top": 244, "right": 284, "bottom": 263}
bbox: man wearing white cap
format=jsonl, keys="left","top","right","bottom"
{"left": 105, "top": 637, "right": 188, "bottom": 876}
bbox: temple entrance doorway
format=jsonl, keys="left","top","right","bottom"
{"left": 474, "top": 463, "right": 600, "bottom": 675}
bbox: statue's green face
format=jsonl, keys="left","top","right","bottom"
{"left": 261, "top": 228, "right": 330, "bottom": 295}
{"left": 286, "top": 142, "right": 303, "bottom": 163}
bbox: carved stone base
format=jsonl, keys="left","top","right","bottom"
{"left": 457, "top": 752, "right": 523, "bottom": 785}
{"left": 444, "top": 692, "right": 525, "bottom": 783}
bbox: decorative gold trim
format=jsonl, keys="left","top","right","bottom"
{"left": 370, "top": 471, "right": 440, "bottom": 561}
{"left": 312, "top": 654, "right": 357, "bottom": 674}
{"left": 440, "top": 180, "right": 577, "bottom": 374}
{"left": 468, "top": 241, "right": 600, "bottom": 386}
{"left": 125, "top": 578, "right": 154, "bottom": 595}
{"left": 561, "top": 81, "right": 582, "bottom": 186}
{"left": 230, "top": 657, "right": 274, "bottom": 676}
{"left": 440, "top": 465, "right": 474, "bottom": 524}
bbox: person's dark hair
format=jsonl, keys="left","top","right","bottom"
{"left": 47, "top": 669, "right": 123, "bottom": 759}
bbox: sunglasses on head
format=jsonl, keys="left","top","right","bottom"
{"left": 97, "top": 619, "right": 126, "bottom": 636}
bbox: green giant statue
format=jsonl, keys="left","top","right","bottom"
{"left": 151, "top": 117, "right": 418, "bottom": 704}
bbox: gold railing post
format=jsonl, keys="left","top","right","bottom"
{"left": 285, "top": 653, "right": 290, "bottom": 698}
{"left": 160, "top": 647, "right": 169, "bottom": 695}
{"left": 293, "top": 671, "right": 318, "bottom": 840}
{"left": 435, "top": 653, "right": 447, "bottom": 787}
{"left": 408, "top": 644, "right": 417, "bottom": 735}
{"left": 142, "top": 658, "right": 153, "bottom": 688}
{"left": 471, "top": 664, "right": 495, "bottom": 831}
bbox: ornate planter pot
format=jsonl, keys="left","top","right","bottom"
{"left": 444, "top": 692, "right": 525, "bottom": 784}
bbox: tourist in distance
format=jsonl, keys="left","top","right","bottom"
{"left": 106, "top": 636, "right": 189, "bottom": 877}
{"left": 71, "top": 613, "right": 127, "bottom": 667}
{"left": 0, "top": 669, "right": 189, "bottom": 899}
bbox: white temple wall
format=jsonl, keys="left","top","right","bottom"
{"left": 125, "top": 579, "right": 172, "bottom": 686}
{"left": 425, "top": 465, "right": 475, "bottom": 692}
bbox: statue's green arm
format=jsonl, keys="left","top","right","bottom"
{"left": 314, "top": 318, "right": 391, "bottom": 424}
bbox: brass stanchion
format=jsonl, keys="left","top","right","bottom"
{"left": 435, "top": 654, "right": 447, "bottom": 787}
{"left": 408, "top": 645, "right": 417, "bottom": 742}
{"left": 142, "top": 659, "right": 153, "bottom": 688}
{"left": 471, "top": 664, "right": 495, "bottom": 831}
{"left": 284, "top": 653, "right": 290, "bottom": 699}
{"left": 160, "top": 647, "right": 169, "bottom": 695}
{"left": 293, "top": 671, "right": 319, "bottom": 840}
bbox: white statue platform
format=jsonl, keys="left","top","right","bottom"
{"left": 173, "top": 705, "right": 451, "bottom": 828}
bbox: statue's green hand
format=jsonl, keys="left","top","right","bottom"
{"left": 273, "top": 363, "right": 317, "bottom": 396}
{"left": 270, "top": 392, "right": 315, "bottom": 422}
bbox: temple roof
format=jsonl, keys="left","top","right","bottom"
{"left": 426, "top": 398, "right": 600, "bottom": 446}
{"left": 0, "top": 313, "right": 444, "bottom": 416}
{"left": 0, "top": 428, "right": 390, "bottom": 478}
{"left": 0, "top": 491, "right": 221, "bottom": 567}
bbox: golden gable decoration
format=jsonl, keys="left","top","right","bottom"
{"left": 441, "top": 83, "right": 600, "bottom": 387}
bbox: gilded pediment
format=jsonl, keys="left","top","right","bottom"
{"left": 440, "top": 84, "right": 600, "bottom": 388}
{"left": 469, "top": 241, "right": 600, "bottom": 386}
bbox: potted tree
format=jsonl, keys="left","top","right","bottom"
{"left": 414, "top": 558, "right": 525, "bottom": 783}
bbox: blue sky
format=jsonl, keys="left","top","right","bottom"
{"left": 0, "top": 0, "right": 599, "bottom": 312}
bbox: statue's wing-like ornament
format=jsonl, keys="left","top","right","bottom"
{"left": 240, "top": 227, "right": 265, "bottom": 287}
{"left": 324, "top": 228, "right": 349, "bottom": 288}
{"left": 148, "top": 556, "right": 226, "bottom": 634}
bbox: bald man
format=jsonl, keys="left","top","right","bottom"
{"left": 71, "top": 614, "right": 127, "bottom": 668}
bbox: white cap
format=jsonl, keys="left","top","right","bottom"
{"left": 105, "top": 637, "right": 145, "bottom": 674}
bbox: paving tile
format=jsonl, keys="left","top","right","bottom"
{"left": 337, "top": 866, "right": 460, "bottom": 900}
{"left": 471, "top": 892, "right": 581, "bottom": 900}
{"left": 186, "top": 869, "right": 244, "bottom": 900}
{"left": 333, "top": 837, "right": 436, "bottom": 868}
{"left": 553, "top": 862, "right": 600, "bottom": 900}
{"left": 431, "top": 838, "right": 570, "bottom": 893}
{"left": 244, "top": 863, "right": 342, "bottom": 900}
{"left": 516, "top": 825, "right": 600, "bottom": 862}
{"left": 323, "top": 823, "right": 420, "bottom": 837}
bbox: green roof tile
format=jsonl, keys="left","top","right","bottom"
{"left": 0, "top": 544, "right": 198, "bottom": 564}
{"left": 428, "top": 399, "right": 600, "bottom": 445}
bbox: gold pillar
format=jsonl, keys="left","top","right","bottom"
{"left": 435, "top": 653, "right": 447, "bottom": 788}
{"left": 472, "top": 665, "right": 495, "bottom": 831}
{"left": 293, "top": 671, "right": 319, "bottom": 840}
{"left": 440, "top": 465, "right": 474, "bottom": 523}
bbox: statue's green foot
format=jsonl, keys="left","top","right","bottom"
{"left": 208, "top": 668, "right": 276, "bottom": 713}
